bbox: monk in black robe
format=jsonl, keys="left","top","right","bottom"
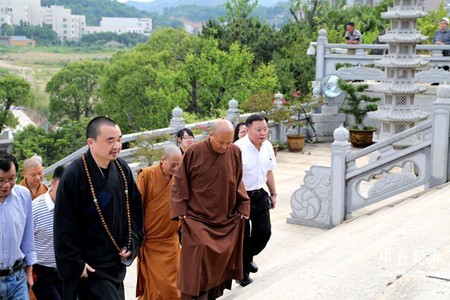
{"left": 171, "top": 119, "right": 250, "bottom": 300}
{"left": 54, "top": 116, "right": 144, "bottom": 300}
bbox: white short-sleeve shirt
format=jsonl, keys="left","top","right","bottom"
{"left": 235, "top": 135, "right": 277, "bottom": 191}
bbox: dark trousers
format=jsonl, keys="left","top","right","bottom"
{"left": 243, "top": 189, "right": 272, "bottom": 273}
{"left": 32, "top": 264, "right": 63, "bottom": 300}
{"left": 76, "top": 268, "right": 126, "bottom": 300}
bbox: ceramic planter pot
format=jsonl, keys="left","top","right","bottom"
{"left": 287, "top": 135, "right": 305, "bottom": 152}
{"left": 348, "top": 129, "right": 375, "bottom": 148}
{"left": 273, "top": 145, "right": 278, "bottom": 156}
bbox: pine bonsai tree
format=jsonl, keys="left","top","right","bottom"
{"left": 338, "top": 80, "right": 380, "bottom": 130}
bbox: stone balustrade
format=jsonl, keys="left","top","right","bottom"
{"left": 288, "top": 84, "right": 450, "bottom": 229}
{"left": 308, "top": 29, "right": 450, "bottom": 85}
{"left": 43, "top": 96, "right": 306, "bottom": 176}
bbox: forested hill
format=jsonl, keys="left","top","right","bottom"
{"left": 41, "top": 0, "right": 289, "bottom": 29}
{"left": 41, "top": 0, "right": 153, "bottom": 26}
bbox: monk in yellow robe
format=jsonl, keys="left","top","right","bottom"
{"left": 19, "top": 158, "right": 48, "bottom": 200}
{"left": 136, "top": 145, "right": 183, "bottom": 300}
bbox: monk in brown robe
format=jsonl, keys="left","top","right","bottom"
{"left": 171, "top": 119, "right": 250, "bottom": 300}
{"left": 19, "top": 159, "right": 47, "bottom": 300}
{"left": 19, "top": 158, "right": 48, "bottom": 200}
{"left": 136, "top": 145, "right": 183, "bottom": 300}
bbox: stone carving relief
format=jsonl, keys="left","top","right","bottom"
{"left": 368, "top": 172, "right": 417, "bottom": 198}
{"left": 290, "top": 166, "right": 331, "bottom": 224}
{"left": 416, "top": 66, "right": 450, "bottom": 84}
{"left": 334, "top": 64, "right": 384, "bottom": 81}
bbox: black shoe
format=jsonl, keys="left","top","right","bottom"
{"left": 236, "top": 273, "right": 253, "bottom": 287}
{"left": 248, "top": 261, "right": 258, "bottom": 273}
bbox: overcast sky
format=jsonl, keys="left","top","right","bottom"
{"left": 117, "top": 0, "right": 154, "bottom": 2}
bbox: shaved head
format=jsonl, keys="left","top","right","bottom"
{"left": 22, "top": 158, "right": 44, "bottom": 189}
{"left": 22, "top": 158, "right": 42, "bottom": 171}
{"left": 209, "top": 120, "right": 234, "bottom": 154}
{"left": 163, "top": 145, "right": 182, "bottom": 159}
{"left": 211, "top": 119, "right": 234, "bottom": 134}
{"left": 161, "top": 145, "right": 183, "bottom": 176}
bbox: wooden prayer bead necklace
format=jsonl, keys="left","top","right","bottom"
{"left": 82, "top": 153, "right": 132, "bottom": 253}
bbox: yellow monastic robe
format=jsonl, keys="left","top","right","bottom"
{"left": 19, "top": 179, "right": 48, "bottom": 200}
{"left": 136, "top": 164, "right": 181, "bottom": 300}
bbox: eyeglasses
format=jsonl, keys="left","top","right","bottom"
{"left": 182, "top": 136, "right": 194, "bottom": 140}
{"left": 0, "top": 175, "right": 17, "bottom": 186}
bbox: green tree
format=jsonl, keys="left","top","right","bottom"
{"left": 99, "top": 28, "right": 278, "bottom": 133}
{"left": 46, "top": 60, "right": 105, "bottom": 122}
{"left": 0, "top": 75, "right": 31, "bottom": 133}
{"left": 223, "top": 0, "right": 258, "bottom": 22}
{"left": 13, "top": 118, "right": 88, "bottom": 169}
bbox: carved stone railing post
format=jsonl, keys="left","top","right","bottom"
{"left": 169, "top": 106, "right": 185, "bottom": 142}
{"left": 431, "top": 49, "right": 444, "bottom": 57}
{"left": 226, "top": 98, "right": 240, "bottom": 126}
{"left": 430, "top": 84, "right": 450, "bottom": 188}
{"left": 315, "top": 29, "right": 328, "bottom": 85}
{"left": 331, "top": 125, "right": 351, "bottom": 226}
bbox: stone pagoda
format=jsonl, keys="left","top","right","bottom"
{"left": 368, "top": 0, "right": 429, "bottom": 146}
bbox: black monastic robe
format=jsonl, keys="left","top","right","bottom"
{"left": 54, "top": 150, "right": 144, "bottom": 300}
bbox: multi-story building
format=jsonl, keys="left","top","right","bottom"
{"left": 85, "top": 26, "right": 143, "bottom": 34}
{"left": 100, "top": 17, "right": 152, "bottom": 33}
{"left": 41, "top": 5, "right": 85, "bottom": 41}
{"left": 0, "top": 0, "right": 42, "bottom": 26}
{"left": 85, "top": 17, "right": 152, "bottom": 35}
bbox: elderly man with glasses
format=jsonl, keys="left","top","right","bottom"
{"left": 0, "top": 151, "right": 37, "bottom": 300}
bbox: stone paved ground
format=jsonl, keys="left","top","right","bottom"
{"left": 123, "top": 142, "right": 422, "bottom": 299}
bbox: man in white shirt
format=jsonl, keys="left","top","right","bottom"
{"left": 32, "top": 165, "right": 65, "bottom": 300}
{"left": 234, "top": 114, "right": 277, "bottom": 287}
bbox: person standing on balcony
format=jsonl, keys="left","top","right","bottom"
{"left": 433, "top": 17, "right": 450, "bottom": 57}
{"left": 234, "top": 114, "right": 277, "bottom": 287}
{"left": 345, "top": 22, "right": 362, "bottom": 55}
{"left": 54, "top": 116, "right": 144, "bottom": 300}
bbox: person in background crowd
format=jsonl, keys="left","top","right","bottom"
{"left": 32, "top": 165, "right": 66, "bottom": 300}
{"left": 177, "top": 129, "right": 195, "bottom": 155}
{"left": 234, "top": 122, "right": 248, "bottom": 142}
{"left": 20, "top": 158, "right": 48, "bottom": 200}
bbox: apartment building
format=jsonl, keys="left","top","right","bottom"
{"left": 100, "top": 17, "right": 152, "bottom": 33}
{"left": 41, "top": 5, "right": 85, "bottom": 41}
{"left": 0, "top": 0, "right": 42, "bottom": 26}
{"left": 85, "top": 17, "right": 152, "bottom": 35}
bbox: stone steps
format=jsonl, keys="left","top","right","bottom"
{"left": 223, "top": 183, "right": 450, "bottom": 300}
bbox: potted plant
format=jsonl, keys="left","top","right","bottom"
{"left": 284, "top": 90, "right": 313, "bottom": 152}
{"left": 271, "top": 139, "right": 280, "bottom": 156}
{"left": 337, "top": 80, "right": 379, "bottom": 148}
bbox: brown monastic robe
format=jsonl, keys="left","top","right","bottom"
{"left": 171, "top": 138, "right": 250, "bottom": 300}
{"left": 19, "top": 179, "right": 48, "bottom": 200}
{"left": 136, "top": 163, "right": 181, "bottom": 300}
